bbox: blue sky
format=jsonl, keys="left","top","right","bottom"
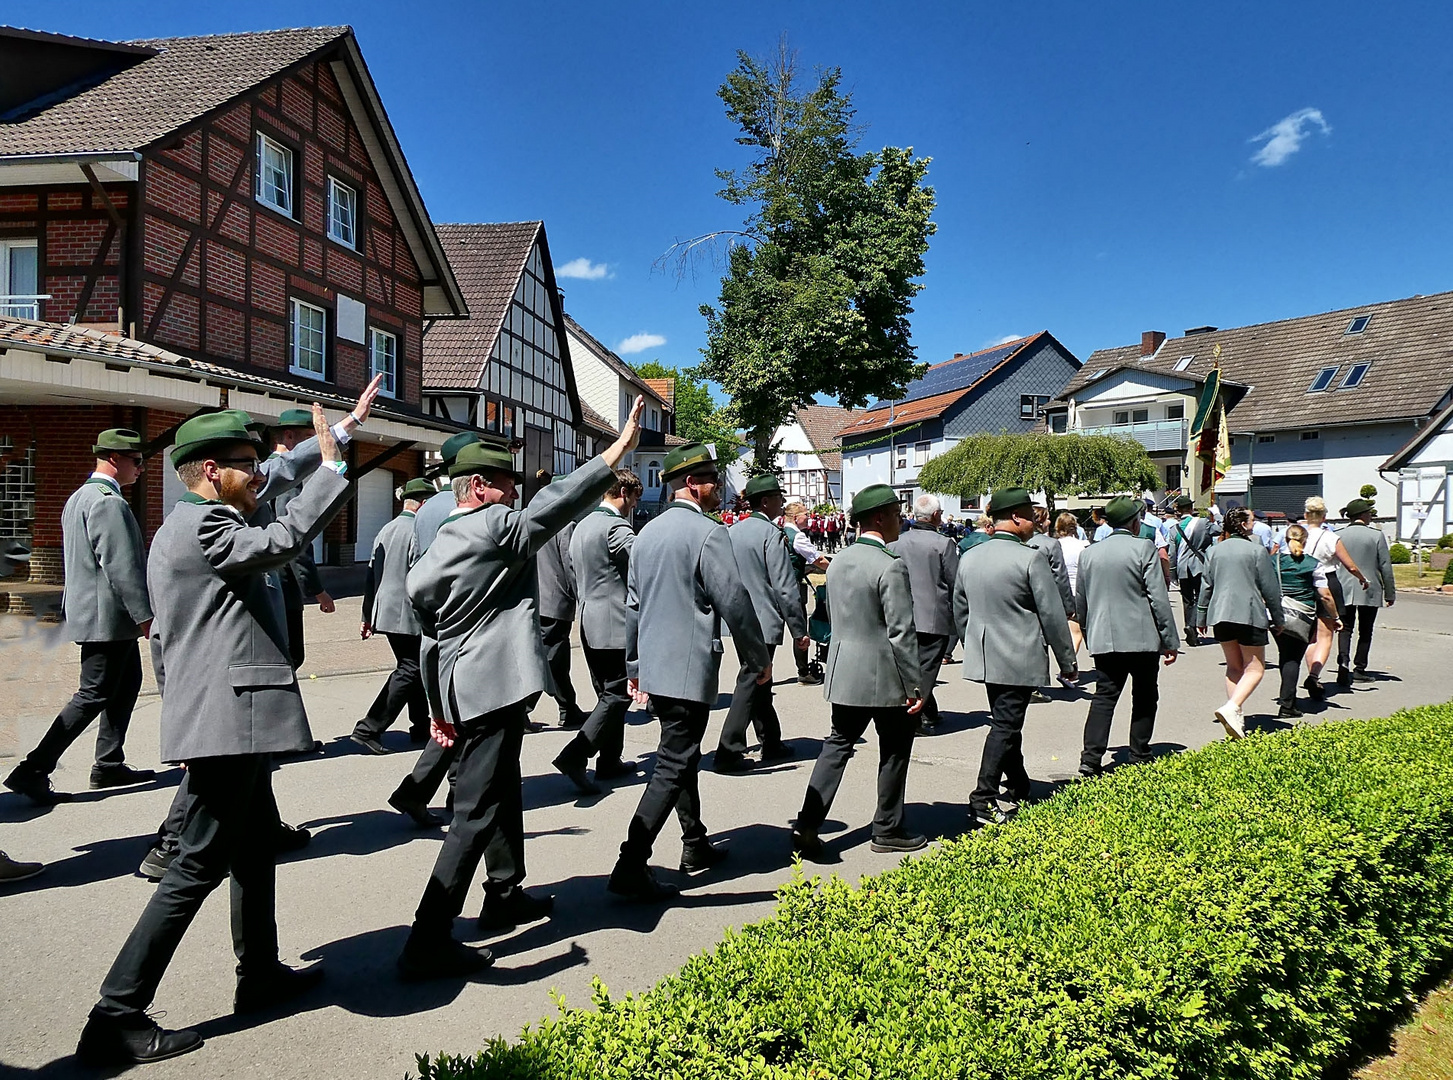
{"left": 30, "top": 1, "right": 1453, "bottom": 394}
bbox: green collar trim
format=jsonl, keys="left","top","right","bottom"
{"left": 667, "top": 501, "right": 703, "bottom": 514}
{"left": 593, "top": 504, "right": 622, "bottom": 517}
{"left": 400, "top": 510, "right": 416, "bottom": 519}
{"left": 990, "top": 532, "right": 1026, "bottom": 545}
{"left": 855, "top": 536, "right": 888, "bottom": 551}
{"left": 180, "top": 491, "right": 221, "bottom": 505}
{"left": 751, "top": 511, "right": 774, "bottom": 524}
{"left": 85, "top": 476, "right": 120, "bottom": 493}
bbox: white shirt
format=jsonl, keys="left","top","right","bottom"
{"left": 1059, "top": 536, "right": 1089, "bottom": 595}
{"left": 790, "top": 526, "right": 823, "bottom": 564}
{"left": 1252, "top": 520, "right": 1275, "bottom": 551}
{"left": 88, "top": 471, "right": 121, "bottom": 493}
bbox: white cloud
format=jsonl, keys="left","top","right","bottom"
{"left": 617, "top": 332, "right": 667, "bottom": 355}
{"left": 984, "top": 334, "right": 1023, "bottom": 348}
{"left": 1249, "top": 107, "right": 1331, "bottom": 167}
{"left": 557, "top": 257, "right": 612, "bottom": 280}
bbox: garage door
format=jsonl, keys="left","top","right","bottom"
{"left": 355, "top": 469, "right": 395, "bottom": 562}
{"left": 1250, "top": 473, "right": 1323, "bottom": 517}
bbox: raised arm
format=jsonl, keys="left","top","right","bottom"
{"left": 198, "top": 469, "right": 351, "bottom": 577}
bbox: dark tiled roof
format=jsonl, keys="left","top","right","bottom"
{"left": 0, "top": 27, "right": 349, "bottom": 155}
{"left": 793, "top": 403, "right": 863, "bottom": 472}
{"left": 423, "top": 222, "right": 541, "bottom": 388}
{"left": 1063, "top": 291, "right": 1453, "bottom": 431}
{"left": 561, "top": 314, "right": 668, "bottom": 406}
{"left": 577, "top": 401, "right": 617, "bottom": 438}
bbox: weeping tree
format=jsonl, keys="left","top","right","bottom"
{"left": 916, "top": 432, "right": 1161, "bottom": 512}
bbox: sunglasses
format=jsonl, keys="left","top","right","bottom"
{"left": 213, "top": 457, "right": 263, "bottom": 474}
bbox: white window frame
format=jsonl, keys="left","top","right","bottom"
{"left": 895, "top": 444, "right": 908, "bottom": 469}
{"left": 1340, "top": 362, "right": 1371, "bottom": 389}
{"left": 369, "top": 327, "right": 397, "bottom": 398}
{"left": 290, "top": 298, "right": 327, "bottom": 380}
{"left": 1308, "top": 366, "right": 1339, "bottom": 393}
{"left": 913, "top": 441, "right": 930, "bottom": 466}
{"left": 327, "top": 177, "right": 357, "bottom": 248}
{"left": 255, "top": 133, "right": 294, "bottom": 217}
{"left": 0, "top": 238, "right": 40, "bottom": 317}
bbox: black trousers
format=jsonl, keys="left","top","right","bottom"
{"left": 412, "top": 702, "right": 528, "bottom": 939}
{"left": 355, "top": 633, "right": 428, "bottom": 739}
{"left": 555, "top": 644, "right": 629, "bottom": 770}
{"left": 972, "top": 684, "right": 1032, "bottom": 810}
{"left": 1080, "top": 652, "right": 1159, "bottom": 774}
{"left": 1338, "top": 605, "right": 1378, "bottom": 671}
{"left": 793, "top": 583, "right": 811, "bottom": 675}
{"left": 286, "top": 606, "right": 305, "bottom": 670}
{"left": 539, "top": 616, "right": 577, "bottom": 719}
{"left": 1177, "top": 575, "right": 1202, "bottom": 639}
{"left": 25, "top": 639, "right": 142, "bottom": 774}
{"left": 618, "top": 696, "right": 710, "bottom": 866}
{"left": 1274, "top": 631, "right": 1311, "bottom": 704}
{"left": 717, "top": 645, "right": 780, "bottom": 755}
{"left": 916, "top": 633, "right": 952, "bottom": 724}
{"left": 797, "top": 703, "right": 914, "bottom": 839}
{"left": 154, "top": 757, "right": 285, "bottom": 850}
{"left": 94, "top": 755, "right": 277, "bottom": 1019}
{"left": 393, "top": 732, "right": 460, "bottom": 806}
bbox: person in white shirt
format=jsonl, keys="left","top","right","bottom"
{"left": 1251, "top": 510, "right": 1275, "bottom": 552}
{"left": 1052, "top": 512, "right": 1087, "bottom": 654}
{"left": 1299, "top": 496, "right": 1368, "bottom": 697}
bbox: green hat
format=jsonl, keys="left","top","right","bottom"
{"left": 1173, "top": 494, "right": 1193, "bottom": 509}
{"left": 92, "top": 428, "right": 143, "bottom": 456}
{"left": 449, "top": 442, "right": 522, "bottom": 480}
{"left": 850, "top": 483, "right": 899, "bottom": 522}
{"left": 987, "top": 487, "right": 1034, "bottom": 515}
{"left": 1104, "top": 495, "right": 1142, "bottom": 528}
{"left": 276, "top": 407, "right": 313, "bottom": 429}
{"left": 743, "top": 474, "right": 782, "bottom": 499}
{"left": 170, "top": 412, "right": 256, "bottom": 468}
{"left": 439, "top": 431, "right": 482, "bottom": 466}
{"left": 661, "top": 442, "right": 717, "bottom": 483}
{"left": 1342, "top": 498, "right": 1375, "bottom": 518}
{"left": 401, "top": 478, "right": 436, "bottom": 500}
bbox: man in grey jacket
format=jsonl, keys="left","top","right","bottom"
{"left": 398, "top": 403, "right": 645, "bottom": 980}
{"left": 714, "top": 473, "right": 810, "bottom": 772}
{"left": 1074, "top": 496, "right": 1179, "bottom": 778}
{"left": 5, "top": 429, "right": 154, "bottom": 805}
{"left": 609, "top": 442, "right": 771, "bottom": 903}
{"left": 953, "top": 487, "right": 1078, "bottom": 828}
{"left": 553, "top": 468, "right": 644, "bottom": 793}
{"left": 794, "top": 484, "right": 925, "bottom": 861}
{"left": 888, "top": 493, "right": 959, "bottom": 734}
{"left": 351, "top": 478, "right": 436, "bottom": 754}
{"left": 1334, "top": 497, "right": 1396, "bottom": 684}
{"left": 76, "top": 407, "right": 350, "bottom": 1067}
{"left": 533, "top": 471, "right": 589, "bottom": 729}
{"left": 1169, "top": 495, "right": 1217, "bottom": 647}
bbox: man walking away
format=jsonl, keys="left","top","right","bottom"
{"left": 1170, "top": 495, "right": 1216, "bottom": 647}
{"left": 783, "top": 500, "right": 830, "bottom": 684}
{"left": 1334, "top": 498, "right": 1396, "bottom": 685}
{"left": 533, "top": 471, "right": 590, "bottom": 730}
{"left": 887, "top": 493, "right": 959, "bottom": 734}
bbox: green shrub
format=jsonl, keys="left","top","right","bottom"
{"left": 1438, "top": 533, "right": 1453, "bottom": 550}
{"left": 1360, "top": 484, "right": 1379, "bottom": 499}
{"left": 1390, "top": 542, "right": 1412, "bottom": 564}
{"left": 416, "top": 707, "right": 1453, "bottom": 1080}
{"left": 1443, "top": 560, "right": 1453, "bottom": 586}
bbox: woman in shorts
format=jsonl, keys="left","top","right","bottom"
{"left": 1271, "top": 524, "right": 1339, "bottom": 719}
{"left": 1299, "top": 497, "right": 1366, "bottom": 698}
{"left": 1195, "top": 506, "right": 1285, "bottom": 739}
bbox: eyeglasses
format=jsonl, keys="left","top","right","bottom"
{"left": 214, "top": 457, "right": 263, "bottom": 474}
{"left": 689, "top": 470, "right": 720, "bottom": 483}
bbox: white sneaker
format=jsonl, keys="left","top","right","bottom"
{"left": 1214, "top": 702, "right": 1245, "bottom": 740}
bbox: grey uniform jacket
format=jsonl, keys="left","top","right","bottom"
{"left": 823, "top": 538, "right": 923, "bottom": 707}
{"left": 953, "top": 533, "right": 1077, "bottom": 687}
{"left": 254, "top": 437, "right": 327, "bottom": 610}
{"left": 412, "top": 488, "right": 457, "bottom": 558}
{"left": 727, "top": 512, "right": 808, "bottom": 647}
{"left": 570, "top": 505, "right": 635, "bottom": 650}
{"left": 148, "top": 468, "right": 351, "bottom": 762}
{"left": 409, "top": 457, "right": 615, "bottom": 725}
{"left": 626, "top": 501, "right": 770, "bottom": 704}
{"left": 1026, "top": 532, "right": 1075, "bottom": 617}
{"left": 362, "top": 511, "right": 421, "bottom": 636}
{"left": 888, "top": 523, "right": 959, "bottom": 636}
{"left": 1335, "top": 523, "right": 1396, "bottom": 607}
{"left": 1171, "top": 514, "right": 1218, "bottom": 580}
{"left": 1195, "top": 536, "right": 1285, "bottom": 630}
{"left": 60, "top": 479, "right": 152, "bottom": 642}
{"left": 536, "top": 522, "right": 577, "bottom": 622}
{"left": 1074, "top": 530, "right": 1180, "bottom": 655}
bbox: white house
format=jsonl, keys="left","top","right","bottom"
{"left": 1380, "top": 397, "right": 1453, "bottom": 543}
{"left": 723, "top": 403, "right": 863, "bottom": 508}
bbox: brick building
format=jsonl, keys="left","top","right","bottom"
{"left": 0, "top": 25, "right": 470, "bottom": 589}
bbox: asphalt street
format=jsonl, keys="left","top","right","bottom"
{"left": 3, "top": 591, "right": 1452, "bottom": 1078}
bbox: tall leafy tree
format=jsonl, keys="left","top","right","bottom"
{"left": 630, "top": 360, "right": 741, "bottom": 454}
{"left": 688, "top": 41, "right": 936, "bottom": 470}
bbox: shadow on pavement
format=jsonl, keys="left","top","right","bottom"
{"left": 0, "top": 768, "right": 184, "bottom": 823}
{"left": 1, "top": 832, "right": 157, "bottom": 895}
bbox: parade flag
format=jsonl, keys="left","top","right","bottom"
{"left": 1189, "top": 364, "right": 1228, "bottom": 508}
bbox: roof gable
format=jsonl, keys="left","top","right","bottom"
{"left": 791, "top": 403, "right": 864, "bottom": 471}
{"left": 425, "top": 222, "right": 541, "bottom": 389}
{"left": 561, "top": 314, "right": 668, "bottom": 407}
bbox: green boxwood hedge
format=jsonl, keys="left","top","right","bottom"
{"left": 416, "top": 705, "right": 1453, "bottom": 1080}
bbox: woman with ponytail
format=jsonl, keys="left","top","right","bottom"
{"left": 1272, "top": 524, "right": 1339, "bottom": 718}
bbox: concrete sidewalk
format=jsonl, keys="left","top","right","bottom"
{"left": 3, "top": 592, "right": 1452, "bottom": 1078}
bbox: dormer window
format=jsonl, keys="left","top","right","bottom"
{"left": 1345, "top": 315, "right": 1371, "bottom": 335}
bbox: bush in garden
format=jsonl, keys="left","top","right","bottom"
{"left": 1437, "top": 533, "right": 1453, "bottom": 550}
{"left": 415, "top": 706, "right": 1453, "bottom": 1080}
{"left": 1390, "top": 543, "right": 1412, "bottom": 564}
{"left": 1443, "top": 560, "right": 1453, "bottom": 586}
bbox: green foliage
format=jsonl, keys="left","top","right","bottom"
{"left": 1437, "top": 533, "right": 1453, "bottom": 551}
{"left": 916, "top": 431, "right": 1161, "bottom": 508}
{"left": 1390, "top": 543, "right": 1412, "bottom": 564}
{"left": 1443, "top": 560, "right": 1453, "bottom": 585}
{"left": 1361, "top": 484, "right": 1379, "bottom": 499}
{"left": 628, "top": 360, "right": 741, "bottom": 456}
{"left": 695, "top": 45, "right": 936, "bottom": 461}
{"left": 413, "top": 704, "right": 1453, "bottom": 1080}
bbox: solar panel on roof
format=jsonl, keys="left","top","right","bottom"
{"left": 864, "top": 340, "right": 1025, "bottom": 410}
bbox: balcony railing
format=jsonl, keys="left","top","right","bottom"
{"left": 1076, "top": 418, "right": 1187, "bottom": 452}
{"left": 0, "top": 295, "right": 50, "bottom": 320}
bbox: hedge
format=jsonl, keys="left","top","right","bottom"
{"left": 1390, "top": 543, "right": 1411, "bottom": 564}
{"left": 415, "top": 705, "right": 1453, "bottom": 1080}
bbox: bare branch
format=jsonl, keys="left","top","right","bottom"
{"left": 652, "top": 230, "right": 759, "bottom": 284}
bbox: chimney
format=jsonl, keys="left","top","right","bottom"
{"left": 1141, "top": 330, "right": 1166, "bottom": 357}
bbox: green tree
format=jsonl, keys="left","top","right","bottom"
{"left": 687, "top": 41, "right": 936, "bottom": 468}
{"left": 630, "top": 360, "right": 741, "bottom": 454}
{"left": 916, "top": 432, "right": 1161, "bottom": 511}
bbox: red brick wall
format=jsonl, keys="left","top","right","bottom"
{"left": 0, "top": 186, "right": 130, "bottom": 325}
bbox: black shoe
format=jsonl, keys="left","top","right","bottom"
{"left": 1184, "top": 631, "right": 1200, "bottom": 648}
{"left": 552, "top": 753, "right": 600, "bottom": 796}
{"left": 759, "top": 742, "right": 794, "bottom": 762}
{"left": 712, "top": 750, "right": 752, "bottom": 774}
{"left": 388, "top": 790, "right": 443, "bottom": 827}
{"left": 560, "top": 707, "right": 590, "bottom": 730}
{"left": 477, "top": 887, "right": 554, "bottom": 932}
{"left": 607, "top": 862, "right": 680, "bottom": 903}
{"left": 679, "top": 841, "right": 728, "bottom": 874}
{"left": 1303, "top": 675, "right": 1325, "bottom": 700}
{"left": 1336, "top": 668, "right": 1353, "bottom": 688}
{"left": 1029, "top": 690, "right": 1052, "bottom": 704}
{"left": 1353, "top": 668, "right": 1375, "bottom": 683}
{"left": 968, "top": 804, "right": 1007, "bottom": 830}
{"left": 273, "top": 822, "right": 311, "bottom": 854}
{"left": 3, "top": 766, "right": 73, "bottom": 805}
{"left": 1070, "top": 768, "right": 1100, "bottom": 783}
{"left": 234, "top": 961, "right": 325, "bottom": 1014}
{"left": 1277, "top": 703, "right": 1304, "bottom": 719}
{"left": 397, "top": 935, "right": 494, "bottom": 981}
{"left": 869, "top": 831, "right": 928, "bottom": 853}
{"left": 797, "top": 671, "right": 823, "bottom": 686}
{"left": 791, "top": 828, "right": 835, "bottom": 863}
{"left": 89, "top": 763, "right": 156, "bottom": 790}
{"left": 594, "top": 758, "right": 640, "bottom": 781}
{"left": 916, "top": 717, "right": 940, "bottom": 736}
{"left": 76, "top": 1013, "right": 202, "bottom": 1065}
{"left": 138, "top": 842, "right": 177, "bottom": 882}
{"left": 349, "top": 732, "right": 393, "bottom": 755}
